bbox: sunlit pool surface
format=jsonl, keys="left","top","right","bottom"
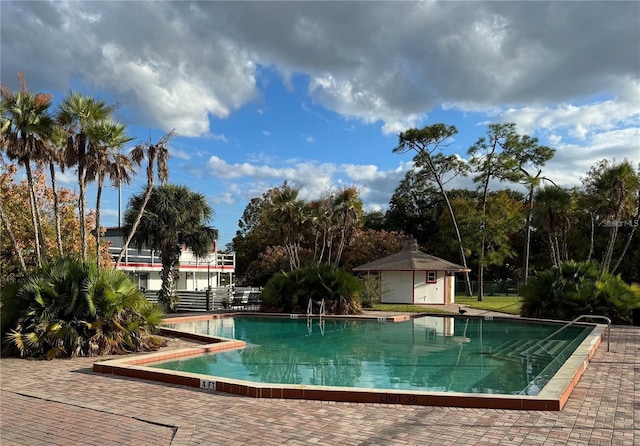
{"left": 154, "top": 316, "right": 592, "bottom": 396}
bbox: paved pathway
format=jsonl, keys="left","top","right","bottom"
{"left": 1, "top": 323, "right": 638, "bottom": 445}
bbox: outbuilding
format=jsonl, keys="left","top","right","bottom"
{"left": 353, "top": 239, "right": 470, "bottom": 305}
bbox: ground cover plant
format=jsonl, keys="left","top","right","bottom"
{"left": 261, "top": 263, "right": 362, "bottom": 314}
{"left": 1, "top": 256, "right": 165, "bottom": 359}
{"left": 520, "top": 260, "right": 640, "bottom": 324}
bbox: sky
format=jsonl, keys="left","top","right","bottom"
{"left": 1, "top": 1, "right": 639, "bottom": 249}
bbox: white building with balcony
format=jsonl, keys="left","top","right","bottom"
{"left": 104, "top": 227, "right": 235, "bottom": 292}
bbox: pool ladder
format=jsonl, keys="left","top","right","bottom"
{"left": 537, "top": 314, "right": 611, "bottom": 352}
{"left": 307, "top": 299, "right": 326, "bottom": 319}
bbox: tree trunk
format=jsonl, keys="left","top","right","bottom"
{"left": 78, "top": 165, "right": 87, "bottom": 262}
{"left": 0, "top": 201, "right": 27, "bottom": 273}
{"left": 115, "top": 185, "right": 154, "bottom": 267}
{"left": 159, "top": 249, "right": 181, "bottom": 312}
{"left": 522, "top": 184, "right": 534, "bottom": 284}
{"left": 49, "top": 161, "right": 63, "bottom": 256}
{"left": 587, "top": 211, "right": 595, "bottom": 261}
{"left": 477, "top": 177, "right": 490, "bottom": 302}
{"left": 611, "top": 191, "right": 640, "bottom": 274}
{"left": 24, "top": 162, "right": 42, "bottom": 266}
{"left": 95, "top": 176, "right": 104, "bottom": 270}
{"left": 548, "top": 233, "right": 558, "bottom": 267}
{"left": 602, "top": 219, "right": 619, "bottom": 273}
{"left": 433, "top": 167, "right": 472, "bottom": 296}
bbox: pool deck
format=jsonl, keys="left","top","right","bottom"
{"left": 1, "top": 312, "right": 638, "bottom": 445}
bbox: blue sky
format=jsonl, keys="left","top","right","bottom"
{"left": 2, "top": 1, "right": 639, "bottom": 249}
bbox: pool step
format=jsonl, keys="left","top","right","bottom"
{"left": 489, "top": 339, "right": 570, "bottom": 360}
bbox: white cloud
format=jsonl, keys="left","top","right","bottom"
{"left": 3, "top": 2, "right": 638, "bottom": 138}
{"left": 499, "top": 97, "right": 639, "bottom": 141}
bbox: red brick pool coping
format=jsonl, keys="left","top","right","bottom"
{"left": 93, "top": 313, "right": 606, "bottom": 411}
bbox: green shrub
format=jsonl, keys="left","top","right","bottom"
{"left": 520, "top": 260, "right": 640, "bottom": 324}
{"left": 261, "top": 264, "right": 362, "bottom": 314}
{"left": 358, "top": 273, "right": 390, "bottom": 308}
{"left": 1, "top": 256, "right": 165, "bottom": 359}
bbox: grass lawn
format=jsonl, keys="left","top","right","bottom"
{"left": 367, "top": 295, "right": 522, "bottom": 315}
{"left": 455, "top": 295, "right": 522, "bottom": 315}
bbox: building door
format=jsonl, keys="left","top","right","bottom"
{"left": 139, "top": 274, "right": 149, "bottom": 292}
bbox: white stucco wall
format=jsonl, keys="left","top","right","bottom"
{"left": 380, "top": 270, "right": 452, "bottom": 304}
{"left": 381, "top": 271, "right": 413, "bottom": 303}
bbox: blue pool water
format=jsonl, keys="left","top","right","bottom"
{"left": 155, "top": 316, "right": 592, "bottom": 396}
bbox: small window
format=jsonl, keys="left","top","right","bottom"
{"left": 427, "top": 271, "right": 437, "bottom": 283}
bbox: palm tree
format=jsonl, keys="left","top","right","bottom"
{"left": 1, "top": 256, "right": 163, "bottom": 358}
{"left": 583, "top": 159, "right": 640, "bottom": 274}
{"left": 0, "top": 73, "right": 54, "bottom": 266}
{"left": 270, "top": 183, "right": 305, "bottom": 270}
{"left": 42, "top": 127, "right": 68, "bottom": 256}
{"left": 115, "top": 130, "right": 173, "bottom": 267}
{"left": 533, "top": 186, "right": 573, "bottom": 267}
{"left": 121, "top": 184, "right": 217, "bottom": 311}
{"left": 330, "top": 187, "right": 362, "bottom": 269}
{"left": 56, "top": 92, "right": 112, "bottom": 261}
{"left": 85, "top": 120, "right": 134, "bottom": 269}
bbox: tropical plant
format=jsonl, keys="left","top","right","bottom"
{"left": 261, "top": 263, "right": 362, "bottom": 314}
{"left": 115, "top": 130, "right": 173, "bottom": 267}
{"left": 42, "top": 126, "right": 68, "bottom": 256}
{"left": 582, "top": 159, "right": 640, "bottom": 274}
{"left": 532, "top": 186, "right": 574, "bottom": 267}
{"left": 1, "top": 256, "right": 164, "bottom": 359}
{"left": 121, "top": 184, "right": 217, "bottom": 311}
{"left": 85, "top": 119, "right": 134, "bottom": 269}
{"left": 57, "top": 91, "right": 112, "bottom": 261}
{"left": 1, "top": 72, "right": 54, "bottom": 266}
{"left": 520, "top": 260, "right": 640, "bottom": 324}
{"left": 270, "top": 182, "right": 306, "bottom": 270}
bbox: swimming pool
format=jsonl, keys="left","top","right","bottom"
{"left": 155, "top": 316, "right": 591, "bottom": 396}
{"left": 93, "top": 314, "right": 606, "bottom": 410}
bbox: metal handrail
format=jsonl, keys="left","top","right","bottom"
{"left": 538, "top": 314, "right": 611, "bottom": 352}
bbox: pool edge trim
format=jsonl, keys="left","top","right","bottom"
{"left": 93, "top": 314, "right": 605, "bottom": 411}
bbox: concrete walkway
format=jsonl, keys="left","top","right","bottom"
{"left": 1, "top": 321, "right": 638, "bottom": 445}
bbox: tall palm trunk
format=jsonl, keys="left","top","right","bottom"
{"left": 601, "top": 180, "right": 626, "bottom": 274}
{"left": 115, "top": 158, "right": 156, "bottom": 267}
{"left": 159, "top": 247, "right": 181, "bottom": 312}
{"left": 611, "top": 191, "right": 640, "bottom": 274}
{"left": 49, "top": 160, "right": 63, "bottom": 255}
{"left": 78, "top": 166, "right": 88, "bottom": 261}
{"left": 95, "top": 175, "right": 104, "bottom": 270}
{"left": 23, "top": 161, "right": 43, "bottom": 266}
{"left": 115, "top": 186, "right": 154, "bottom": 267}
{"left": 0, "top": 201, "right": 27, "bottom": 273}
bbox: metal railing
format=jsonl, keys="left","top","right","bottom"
{"left": 538, "top": 314, "right": 611, "bottom": 352}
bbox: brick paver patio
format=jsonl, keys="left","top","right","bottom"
{"left": 1, "top": 322, "right": 638, "bottom": 445}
